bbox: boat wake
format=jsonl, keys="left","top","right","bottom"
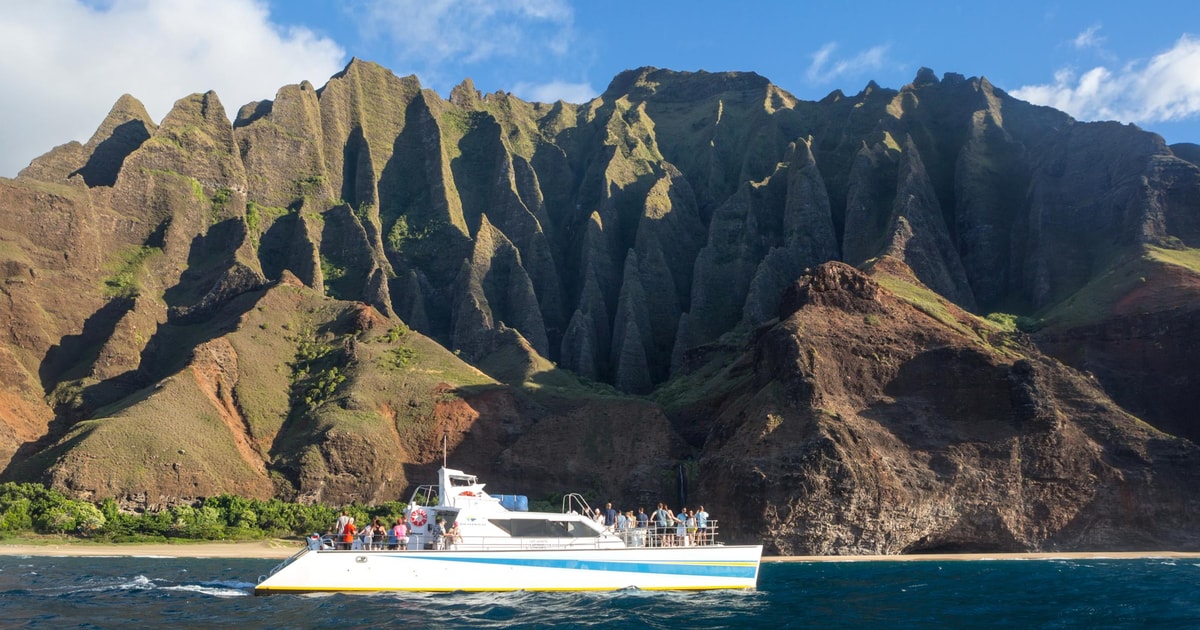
{"left": 67, "top": 574, "right": 252, "bottom": 598}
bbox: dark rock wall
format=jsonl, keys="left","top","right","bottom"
{"left": 699, "top": 263, "right": 1200, "bottom": 553}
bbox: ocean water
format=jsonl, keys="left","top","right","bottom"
{"left": 1, "top": 555, "right": 1198, "bottom": 628}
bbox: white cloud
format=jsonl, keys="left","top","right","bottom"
{"left": 1072, "top": 25, "right": 1105, "bottom": 50}
{"left": 510, "top": 80, "right": 597, "bottom": 104}
{"left": 0, "top": 0, "right": 345, "bottom": 177}
{"left": 806, "top": 42, "right": 890, "bottom": 84}
{"left": 352, "top": 0, "right": 575, "bottom": 66}
{"left": 1011, "top": 35, "right": 1200, "bottom": 125}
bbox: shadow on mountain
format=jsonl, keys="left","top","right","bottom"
{"left": 71, "top": 119, "right": 152, "bottom": 187}
{"left": 38, "top": 297, "right": 135, "bottom": 393}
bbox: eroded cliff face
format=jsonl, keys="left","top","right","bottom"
{"left": 693, "top": 262, "right": 1200, "bottom": 553}
{"left": 1, "top": 61, "right": 1199, "bottom": 551}
{"left": 1033, "top": 257, "right": 1200, "bottom": 446}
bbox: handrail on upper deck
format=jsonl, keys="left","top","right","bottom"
{"left": 561, "top": 493, "right": 592, "bottom": 516}
{"left": 614, "top": 520, "right": 722, "bottom": 547}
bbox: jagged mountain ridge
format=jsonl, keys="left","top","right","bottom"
{"left": 29, "top": 61, "right": 1200, "bottom": 395}
{"left": 2, "top": 60, "right": 1200, "bottom": 552}
{"left": 21, "top": 61, "right": 1200, "bottom": 393}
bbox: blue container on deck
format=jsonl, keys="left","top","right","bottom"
{"left": 497, "top": 494, "right": 528, "bottom": 511}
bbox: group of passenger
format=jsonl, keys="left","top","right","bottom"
{"left": 312, "top": 502, "right": 713, "bottom": 552}
{"left": 316, "top": 510, "right": 462, "bottom": 552}
{"left": 325, "top": 510, "right": 411, "bottom": 550}
{"left": 590, "top": 502, "right": 713, "bottom": 547}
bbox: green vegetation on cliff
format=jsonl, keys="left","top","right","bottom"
{"left": 101, "top": 245, "right": 161, "bottom": 298}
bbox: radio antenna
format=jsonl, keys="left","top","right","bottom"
{"left": 442, "top": 433, "right": 447, "bottom": 468}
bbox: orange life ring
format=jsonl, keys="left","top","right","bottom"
{"left": 409, "top": 507, "right": 427, "bottom": 527}
{"left": 460, "top": 491, "right": 475, "bottom": 497}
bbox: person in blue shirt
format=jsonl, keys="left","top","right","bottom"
{"left": 603, "top": 502, "right": 618, "bottom": 529}
{"left": 653, "top": 503, "right": 677, "bottom": 547}
{"left": 694, "top": 505, "right": 710, "bottom": 545}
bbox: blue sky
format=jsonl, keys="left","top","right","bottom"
{"left": 2, "top": 0, "right": 1200, "bottom": 176}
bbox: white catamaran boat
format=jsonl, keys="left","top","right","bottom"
{"left": 256, "top": 467, "right": 762, "bottom": 593}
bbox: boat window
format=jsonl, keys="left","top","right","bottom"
{"left": 562, "top": 521, "right": 599, "bottom": 538}
{"left": 486, "top": 519, "right": 599, "bottom": 538}
{"left": 450, "top": 476, "right": 475, "bottom": 486}
{"left": 511, "top": 520, "right": 551, "bottom": 537}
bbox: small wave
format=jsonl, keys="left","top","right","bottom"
{"left": 207, "top": 579, "right": 256, "bottom": 590}
{"left": 159, "top": 584, "right": 249, "bottom": 598}
{"left": 68, "top": 574, "right": 156, "bottom": 593}
{"left": 114, "top": 575, "right": 156, "bottom": 591}
{"left": 69, "top": 575, "right": 252, "bottom": 597}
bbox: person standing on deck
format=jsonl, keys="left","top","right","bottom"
{"left": 391, "top": 517, "right": 408, "bottom": 550}
{"left": 431, "top": 517, "right": 445, "bottom": 550}
{"left": 341, "top": 517, "right": 356, "bottom": 550}
{"left": 694, "top": 506, "right": 709, "bottom": 545}
{"left": 653, "top": 503, "right": 673, "bottom": 547}
{"left": 603, "top": 502, "right": 618, "bottom": 530}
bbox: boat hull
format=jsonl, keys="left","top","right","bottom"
{"left": 255, "top": 545, "right": 762, "bottom": 594}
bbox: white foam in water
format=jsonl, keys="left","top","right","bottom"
{"left": 72, "top": 574, "right": 250, "bottom": 597}
{"left": 160, "top": 584, "right": 248, "bottom": 598}
{"left": 125, "top": 575, "right": 155, "bottom": 588}
{"left": 203, "top": 579, "right": 255, "bottom": 588}
{"left": 73, "top": 574, "right": 155, "bottom": 593}
{"left": 116, "top": 575, "right": 155, "bottom": 591}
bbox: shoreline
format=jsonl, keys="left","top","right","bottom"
{"left": 0, "top": 540, "right": 302, "bottom": 559}
{"left": 1, "top": 540, "right": 1198, "bottom": 562}
{"left": 770, "top": 550, "right": 1200, "bottom": 562}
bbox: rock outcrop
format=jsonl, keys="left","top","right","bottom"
{"left": 694, "top": 262, "right": 1200, "bottom": 553}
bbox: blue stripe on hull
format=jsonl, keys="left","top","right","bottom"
{"left": 402, "top": 555, "right": 758, "bottom": 579}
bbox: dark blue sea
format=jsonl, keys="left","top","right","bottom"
{"left": 1, "top": 555, "right": 1198, "bottom": 628}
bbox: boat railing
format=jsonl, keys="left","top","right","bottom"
{"left": 310, "top": 521, "right": 725, "bottom": 553}
{"left": 561, "top": 493, "right": 592, "bottom": 516}
{"left": 259, "top": 534, "right": 333, "bottom": 583}
{"left": 614, "top": 520, "right": 722, "bottom": 547}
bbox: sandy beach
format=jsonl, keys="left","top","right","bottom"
{"left": 1, "top": 540, "right": 1197, "bottom": 562}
